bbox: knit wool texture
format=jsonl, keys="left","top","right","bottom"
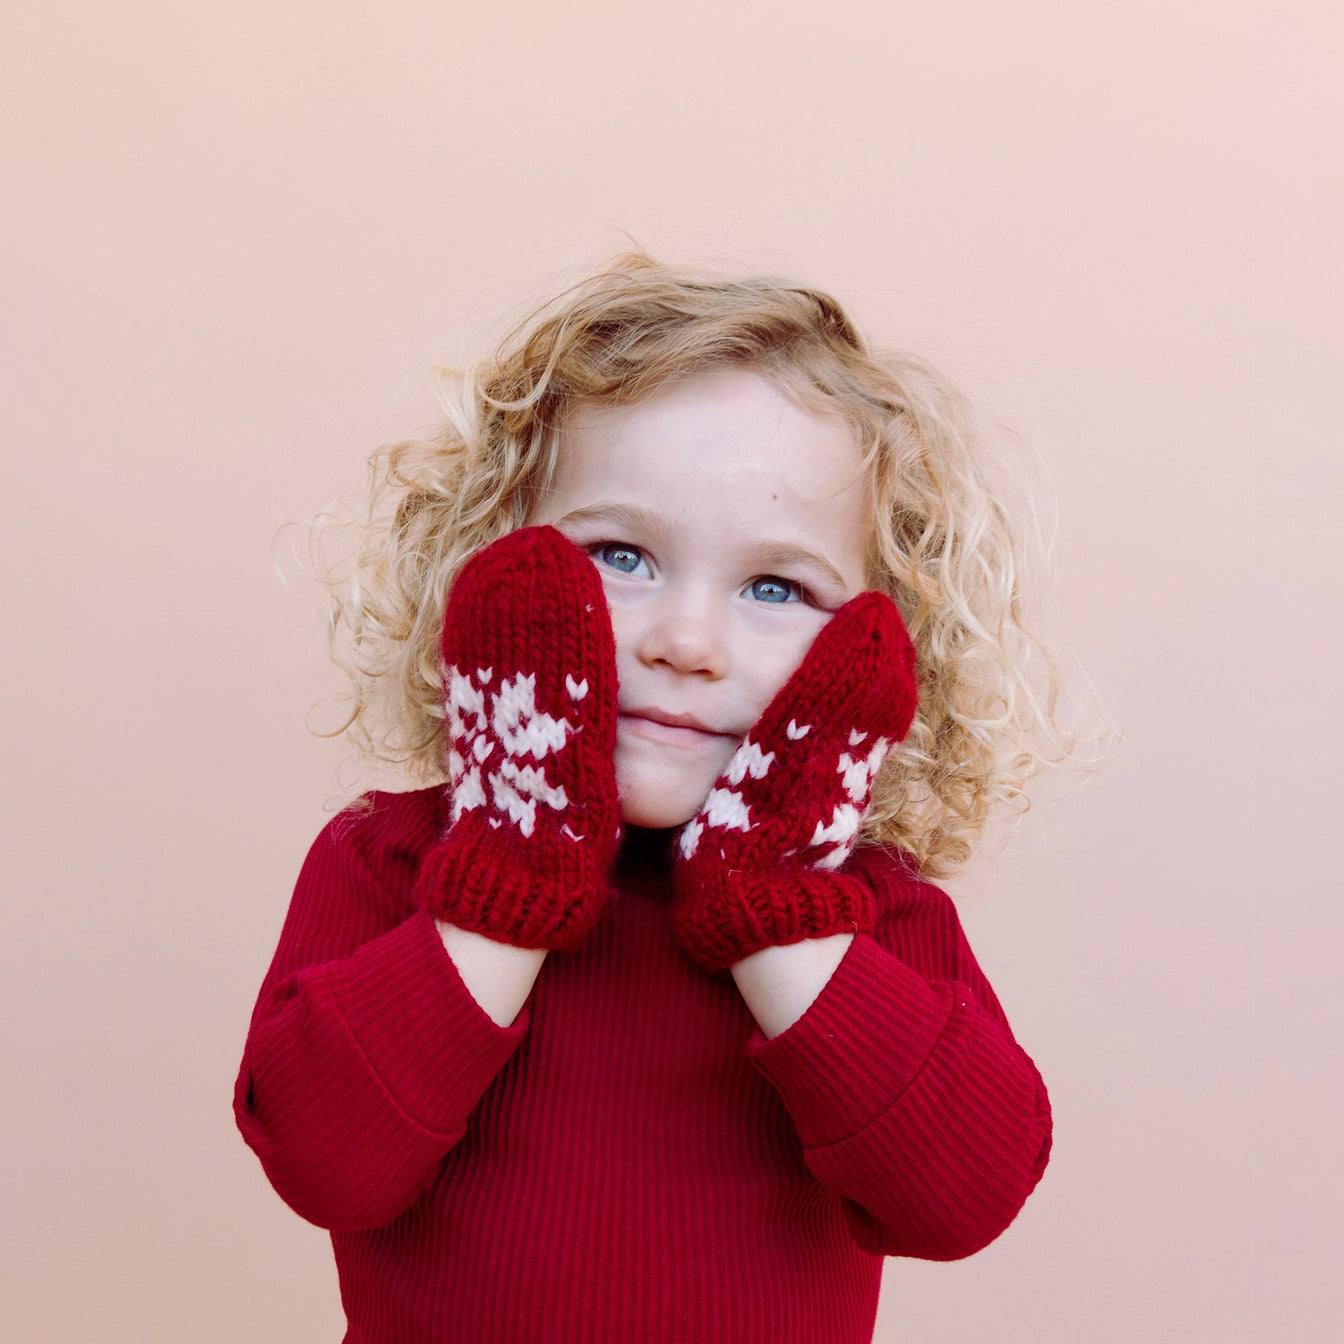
{"left": 414, "top": 525, "right": 620, "bottom": 950}
{"left": 235, "top": 789, "right": 1054, "bottom": 1342}
{"left": 673, "top": 591, "right": 919, "bottom": 969}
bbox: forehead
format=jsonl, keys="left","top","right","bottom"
{"left": 543, "top": 367, "right": 872, "bottom": 583}
{"left": 556, "top": 367, "right": 865, "bottom": 501}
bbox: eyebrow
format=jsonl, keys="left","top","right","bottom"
{"left": 552, "top": 502, "right": 677, "bottom": 548}
{"left": 553, "top": 501, "right": 851, "bottom": 592}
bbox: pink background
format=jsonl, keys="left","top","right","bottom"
{"left": 3, "top": 2, "right": 1337, "bottom": 1340}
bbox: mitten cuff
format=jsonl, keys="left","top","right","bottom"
{"left": 414, "top": 815, "right": 609, "bottom": 952}
{"left": 673, "top": 869, "right": 876, "bottom": 971}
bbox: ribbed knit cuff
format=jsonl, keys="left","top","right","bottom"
{"left": 325, "top": 910, "right": 528, "bottom": 1134}
{"left": 417, "top": 827, "right": 609, "bottom": 952}
{"left": 747, "top": 932, "right": 957, "bottom": 1149}
{"left": 674, "top": 869, "right": 877, "bottom": 971}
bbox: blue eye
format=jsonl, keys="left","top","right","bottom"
{"left": 596, "top": 542, "right": 648, "bottom": 576}
{"left": 747, "top": 576, "right": 801, "bottom": 603}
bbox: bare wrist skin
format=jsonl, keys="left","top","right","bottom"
{"left": 436, "top": 922, "right": 548, "bottom": 1027}
{"left": 730, "top": 933, "right": 854, "bottom": 1039}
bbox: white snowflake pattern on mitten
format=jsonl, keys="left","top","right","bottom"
{"left": 807, "top": 729, "right": 891, "bottom": 869}
{"left": 446, "top": 665, "right": 588, "bottom": 838}
{"left": 678, "top": 722, "right": 890, "bottom": 870}
{"left": 677, "top": 735, "right": 776, "bottom": 859}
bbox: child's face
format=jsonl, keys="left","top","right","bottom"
{"left": 530, "top": 367, "right": 872, "bottom": 829}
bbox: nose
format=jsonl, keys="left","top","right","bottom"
{"left": 633, "top": 590, "right": 728, "bottom": 679}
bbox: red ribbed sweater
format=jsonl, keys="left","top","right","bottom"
{"left": 235, "top": 788, "right": 1051, "bottom": 1343}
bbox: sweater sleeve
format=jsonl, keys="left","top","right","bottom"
{"left": 745, "top": 849, "right": 1052, "bottom": 1261}
{"left": 234, "top": 791, "right": 528, "bottom": 1233}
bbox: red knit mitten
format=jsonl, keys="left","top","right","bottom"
{"left": 672, "top": 591, "right": 918, "bottom": 970}
{"left": 413, "top": 526, "right": 620, "bottom": 950}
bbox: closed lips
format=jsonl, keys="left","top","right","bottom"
{"left": 619, "top": 710, "right": 734, "bottom": 743}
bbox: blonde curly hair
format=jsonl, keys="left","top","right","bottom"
{"left": 318, "top": 252, "right": 1085, "bottom": 876}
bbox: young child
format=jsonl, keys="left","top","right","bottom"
{"left": 236, "top": 253, "right": 1070, "bottom": 1344}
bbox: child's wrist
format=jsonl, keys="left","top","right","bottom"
{"left": 435, "top": 921, "right": 547, "bottom": 1028}
{"left": 729, "top": 933, "right": 854, "bottom": 1039}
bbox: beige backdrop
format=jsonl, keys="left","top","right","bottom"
{"left": 3, "top": 2, "right": 1338, "bottom": 1340}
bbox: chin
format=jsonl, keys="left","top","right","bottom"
{"left": 614, "top": 762, "right": 712, "bottom": 831}
{"left": 617, "top": 794, "right": 701, "bottom": 831}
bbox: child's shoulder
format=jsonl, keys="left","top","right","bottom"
{"left": 315, "top": 786, "right": 447, "bottom": 881}
{"left": 846, "top": 842, "right": 955, "bottom": 917}
{"left": 844, "top": 843, "right": 995, "bottom": 996}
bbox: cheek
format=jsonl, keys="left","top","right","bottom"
{"left": 604, "top": 597, "right": 638, "bottom": 668}
{"left": 739, "top": 610, "right": 833, "bottom": 716}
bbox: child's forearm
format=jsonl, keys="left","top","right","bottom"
{"left": 439, "top": 921, "right": 850, "bottom": 1035}
{"left": 730, "top": 933, "right": 853, "bottom": 1038}
{"left": 437, "top": 921, "right": 547, "bottom": 1026}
